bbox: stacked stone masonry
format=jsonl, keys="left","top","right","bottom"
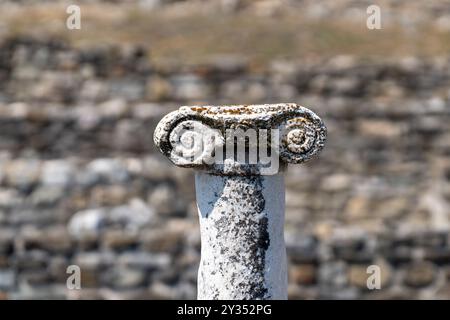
{"left": 0, "top": 37, "right": 449, "bottom": 299}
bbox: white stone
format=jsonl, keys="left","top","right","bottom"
{"left": 68, "top": 208, "right": 106, "bottom": 237}
{"left": 154, "top": 104, "right": 326, "bottom": 300}
{"left": 40, "top": 160, "right": 74, "bottom": 187}
{"left": 110, "top": 198, "right": 155, "bottom": 230}
{"left": 196, "top": 172, "right": 287, "bottom": 300}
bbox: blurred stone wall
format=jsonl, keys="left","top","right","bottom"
{"left": 0, "top": 37, "right": 449, "bottom": 299}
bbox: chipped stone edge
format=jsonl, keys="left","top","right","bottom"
{"left": 153, "top": 103, "right": 327, "bottom": 176}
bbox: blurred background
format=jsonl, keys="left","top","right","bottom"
{"left": 0, "top": 0, "right": 449, "bottom": 299}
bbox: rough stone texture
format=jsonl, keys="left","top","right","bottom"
{"left": 196, "top": 173, "right": 286, "bottom": 299}
{"left": 154, "top": 103, "right": 325, "bottom": 299}
{"left": 154, "top": 104, "right": 327, "bottom": 175}
{"left": 0, "top": 35, "right": 449, "bottom": 299}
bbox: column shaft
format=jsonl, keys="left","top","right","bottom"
{"left": 195, "top": 172, "right": 287, "bottom": 300}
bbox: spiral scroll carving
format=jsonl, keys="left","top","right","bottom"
{"left": 154, "top": 103, "right": 327, "bottom": 175}
{"left": 168, "top": 120, "right": 223, "bottom": 166}
{"left": 279, "top": 115, "right": 326, "bottom": 164}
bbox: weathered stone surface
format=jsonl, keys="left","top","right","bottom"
{"left": 318, "top": 261, "right": 348, "bottom": 290}
{"left": 117, "top": 252, "right": 171, "bottom": 269}
{"left": 105, "top": 267, "right": 147, "bottom": 289}
{"left": 140, "top": 228, "right": 184, "bottom": 253}
{"left": 147, "top": 184, "right": 184, "bottom": 216}
{"left": 154, "top": 103, "right": 327, "bottom": 175}
{"left": 68, "top": 199, "right": 154, "bottom": 237}
{"left": 68, "top": 208, "right": 106, "bottom": 237}
{"left": 403, "top": 262, "right": 436, "bottom": 288}
{"left": 4, "top": 160, "right": 41, "bottom": 190}
{"left": 153, "top": 101, "right": 327, "bottom": 300}
{"left": 40, "top": 160, "right": 74, "bottom": 187}
{"left": 289, "top": 264, "right": 317, "bottom": 285}
{"left": 195, "top": 173, "right": 287, "bottom": 299}
{"left": 0, "top": 270, "right": 15, "bottom": 290}
{"left": 30, "top": 186, "right": 64, "bottom": 206}
{"left": 18, "top": 226, "right": 72, "bottom": 254}
{"left": 0, "top": 229, "right": 14, "bottom": 255}
{"left": 102, "top": 230, "right": 138, "bottom": 251}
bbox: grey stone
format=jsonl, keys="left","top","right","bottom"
{"left": 141, "top": 156, "right": 174, "bottom": 181}
{"left": 73, "top": 251, "right": 115, "bottom": 270}
{"left": 105, "top": 267, "right": 147, "bottom": 289}
{"left": 147, "top": 184, "right": 184, "bottom": 216}
{"left": 0, "top": 269, "right": 15, "bottom": 290}
{"left": 14, "top": 250, "right": 49, "bottom": 270}
{"left": 171, "top": 74, "right": 210, "bottom": 100}
{"left": 0, "top": 229, "right": 14, "bottom": 254}
{"left": 4, "top": 159, "right": 41, "bottom": 189}
{"left": 109, "top": 198, "right": 155, "bottom": 230}
{"left": 102, "top": 230, "right": 138, "bottom": 250}
{"left": 404, "top": 262, "right": 436, "bottom": 288}
{"left": 68, "top": 208, "right": 107, "bottom": 238}
{"left": 87, "top": 159, "right": 129, "bottom": 183}
{"left": 40, "top": 160, "right": 74, "bottom": 187}
{"left": 30, "top": 186, "right": 64, "bottom": 206}
{"left": 19, "top": 226, "right": 72, "bottom": 253}
{"left": 318, "top": 262, "right": 348, "bottom": 289}
{"left": 0, "top": 188, "right": 22, "bottom": 209}
{"left": 118, "top": 252, "right": 171, "bottom": 269}
{"left": 98, "top": 99, "right": 129, "bottom": 118}
{"left": 140, "top": 227, "right": 184, "bottom": 253}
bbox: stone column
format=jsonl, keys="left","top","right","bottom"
{"left": 154, "top": 104, "right": 326, "bottom": 300}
